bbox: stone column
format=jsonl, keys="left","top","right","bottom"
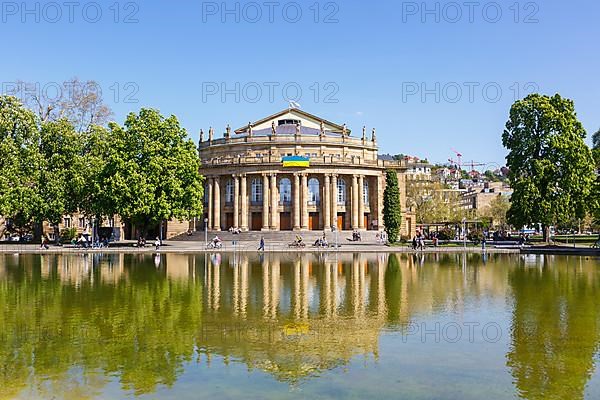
{"left": 358, "top": 175, "right": 365, "bottom": 230}
{"left": 323, "top": 174, "right": 331, "bottom": 231}
{"left": 262, "top": 174, "right": 269, "bottom": 230}
{"left": 233, "top": 175, "right": 240, "bottom": 228}
{"left": 351, "top": 175, "right": 359, "bottom": 229}
{"left": 240, "top": 174, "right": 248, "bottom": 231}
{"left": 331, "top": 174, "right": 338, "bottom": 230}
{"left": 207, "top": 178, "right": 213, "bottom": 231}
{"left": 301, "top": 174, "right": 309, "bottom": 230}
{"left": 270, "top": 174, "right": 278, "bottom": 230}
{"left": 293, "top": 173, "right": 301, "bottom": 230}
{"left": 213, "top": 176, "right": 221, "bottom": 230}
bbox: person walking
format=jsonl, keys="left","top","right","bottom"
{"left": 154, "top": 236, "right": 161, "bottom": 251}
{"left": 481, "top": 235, "right": 487, "bottom": 251}
{"left": 258, "top": 236, "right": 265, "bottom": 251}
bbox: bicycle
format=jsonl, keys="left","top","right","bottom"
{"left": 206, "top": 241, "right": 223, "bottom": 250}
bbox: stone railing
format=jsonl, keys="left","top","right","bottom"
{"left": 199, "top": 133, "right": 377, "bottom": 149}
{"left": 200, "top": 154, "right": 406, "bottom": 169}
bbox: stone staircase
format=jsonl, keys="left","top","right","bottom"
{"left": 172, "top": 230, "right": 381, "bottom": 244}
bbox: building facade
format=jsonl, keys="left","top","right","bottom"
{"left": 199, "top": 108, "right": 414, "bottom": 236}
{"left": 459, "top": 181, "right": 513, "bottom": 212}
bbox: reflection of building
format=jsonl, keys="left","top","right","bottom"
{"left": 199, "top": 108, "right": 414, "bottom": 236}
{"left": 201, "top": 253, "right": 389, "bottom": 382}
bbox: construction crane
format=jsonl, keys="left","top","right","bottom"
{"left": 450, "top": 148, "right": 463, "bottom": 171}
{"left": 465, "top": 160, "right": 487, "bottom": 178}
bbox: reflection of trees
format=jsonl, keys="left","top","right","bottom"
{"left": 3, "top": 252, "right": 599, "bottom": 398}
{"left": 507, "top": 260, "right": 600, "bottom": 400}
{"left": 0, "top": 254, "right": 202, "bottom": 399}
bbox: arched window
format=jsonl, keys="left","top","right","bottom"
{"left": 337, "top": 178, "right": 346, "bottom": 205}
{"left": 280, "top": 178, "right": 291, "bottom": 205}
{"left": 363, "top": 180, "right": 369, "bottom": 206}
{"left": 308, "top": 178, "right": 320, "bottom": 205}
{"left": 225, "top": 179, "right": 234, "bottom": 204}
{"left": 251, "top": 178, "right": 263, "bottom": 204}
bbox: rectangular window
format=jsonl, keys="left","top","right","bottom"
{"left": 79, "top": 217, "right": 86, "bottom": 229}
{"left": 63, "top": 217, "right": 72, "bottom": 228}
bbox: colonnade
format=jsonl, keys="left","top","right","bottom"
{"left": 205, "top": 172, "right": 382, "bottom": 231}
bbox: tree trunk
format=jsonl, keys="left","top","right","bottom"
{"left": 33, "top": 222, "right": 43, "bottom": 244}
{"left": 54, "top": 224, "right": 60, "bottom": 245}
{"left": 542, "top": 224, "right": 551, "bottom": 244}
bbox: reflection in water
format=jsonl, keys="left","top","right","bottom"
{"left": 507, "top": 256, "right": 600, "bottom": 400}
{"left": 0, "top": 253, "right": 598, "bottom": 399}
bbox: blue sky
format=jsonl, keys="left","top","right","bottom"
{"left": 2, "top": 0, "right": 599, "bottom": 167}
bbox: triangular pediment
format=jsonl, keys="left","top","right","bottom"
{"left": 234, "top": 108, "right": 349, "bottom": 136}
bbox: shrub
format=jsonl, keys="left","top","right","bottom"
{"left": 468, "top": 230, "right": 484, "bottom": 244}
{"left": 437, "top": 227, "right": 455, "bottom": 241}
{"left": 60, "top": 227, "right": 78, "bottom": 243}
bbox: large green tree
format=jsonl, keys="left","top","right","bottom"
{"left": 502, "top": 94, "right": 596, "bottom": 242}
{"left": 97, "top": 109, "right": 204, "bottom": 236}
{"left": 383, "top": 170, "right": 402, "bottom": 243}
{"left": 38, "top": 119, "right": 88, "bottom": 243}
{"left": 0, "top": 96, "right": 43, "bottom": 238}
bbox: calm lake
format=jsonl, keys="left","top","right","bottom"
{"left": 1, "top": 252, "right": 599, "bottom": 399}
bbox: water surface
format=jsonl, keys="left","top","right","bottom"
{"left": 1, "top": 252, "right": 599, "bottom": 399}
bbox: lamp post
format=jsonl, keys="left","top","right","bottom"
{"left": 332, "top": 226, "right": 338, "bottom": 250}
{"left": 462, "top": 217, "right": 467, "bottom": 249}
{"left": 204, "top": 217, "right": 209, "bottom": 246}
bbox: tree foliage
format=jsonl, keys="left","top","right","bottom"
{"left": 478, "top": 195, "right": 510, "bottom": 229}
{"left": 0, "top": 96, "right": 43, "bottom": 236}
{"left": 38, "top": 119, "right": 89, "bottom": 241}
{"left": 502, "top": 94, "right": 596, "bottom": 241}
{"left": 592, "top": 128, "right": 600, "bottom": 171}
{"left": 383, "top": 170, "right": 402, "bottom": 243}
{"left": 0, "top": 96, "right": 204, "bottom": 240}
{"left": 96, "top": 109, "right": 204, "bottom": 233}
{"left": 592, "top": 128, "right": 600, "bottom": 150}
{"left": 406, "top": 180, "right": 464, "bottom": 224}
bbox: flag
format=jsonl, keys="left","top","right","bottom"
{"left": 282, "top": 156, "right": 310, "bottom": 168}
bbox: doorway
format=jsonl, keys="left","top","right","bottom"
{"left": 309, "top": 213, "right": 320, "bottom": 230}
{"left": 251, "top": 213, "right": 263, "bottom": 231}
{"left": 280, "top": 212, "right": 292, "bottom": 230}
{"left": 337, "top": 213, "right": 345, "bottom": 231}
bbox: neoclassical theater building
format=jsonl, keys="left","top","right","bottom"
{"left": 199, "top": 108, "right": 414, "bottom": 236}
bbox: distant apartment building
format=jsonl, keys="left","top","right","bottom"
{"left": 459, "top": 182, "right": 512, "bottom": 212}
{"left": 405, "top": 157, "right": 432, "bottom": 180}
